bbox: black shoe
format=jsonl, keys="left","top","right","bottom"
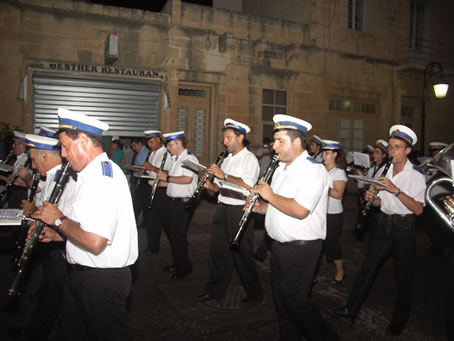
{"left": 385, "top": 323, "right": 404, "bottom": 336}
{"left": 170, "top": 269, "right": 192, "bottom": 280}
{"left": 162, "top": 264, "right": 176, "bottom": 272}
{"left": 327, "top": 306, "right": 355, "bottom": 325}
{"left": 195, "top": 293, "right": 214, "bottom": 303}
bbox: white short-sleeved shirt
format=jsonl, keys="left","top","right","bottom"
{"left": 37, "top": 164, "right": 76, "bottom": 218}
{"left": 265, "top": 150, "right": 330, "bottom": 242}
{"left": 166, "top": 149, "right": 199, "bottom": 198}
{"left": 13, "top": 153, "right": 28, "bottom": 175}
{"left": 327, "top": 167, "right": 347, "bottom": 214}
{"left": 147, "top": 145, "right": 173, "bottom": 185}
{"left": 378, "top": 159, "right": 426, "bottom": 215}
{"left": 215, "top": 147, "right": 260, "bottom": 206}
{"left": 66, "top": 153, "right": 138, "bottom": 268}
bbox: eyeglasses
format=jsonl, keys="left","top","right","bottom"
{"left": 167, "top": 142, "right": 178, "bottom": 148}
{"left": 387, "top": 144, "right": 406, "bottom": 151}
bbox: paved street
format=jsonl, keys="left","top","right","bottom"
{"left": 1, "top": 192, "right": 452, "bottom": 340}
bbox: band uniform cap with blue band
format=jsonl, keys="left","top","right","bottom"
{"left": 57, "top": 108, "right": 109, "bottom": 136}
{"left": 25, "top": 134, "right": 59, "bottom": 150}
{"left": 365, "top": 144, "right": 374, "bottom": 153}
{"left": 163, "top": 131, "right": 185, "bottom": 143}
{"left": 39, "top": 126, "right": 56, "bottom": 138}
{"left": 273, "top": 114, "right": 312, "bottom": 134}
{"left": 224, "top": 119, "right": 251, "bottom": 135}
{"left": 144, "top": 130, "right": 161, "bottom": 138}
{"left": 389, "top": 124, "right": 417, "bottom": 146}
{"left": 376, "top": 139, "right": 388, "bottom": 153}
{"left": 429, "top": 142, "right": 448, "bottom": 150}
{"left": 322, "top": 139, "right": 340, "bottom": 150}
{"left": 13, "top": 131, "right": 28, "bottom": 143}
{"left": 311, "top": 134, "right": 322, "bottom": 145}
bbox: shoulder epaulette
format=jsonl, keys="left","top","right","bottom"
{"left": 101, "top": 161, "right": 113, "bottom": 177}
{"left": 412, "top": 165, "right": 424, "bottom": 175}
{"left": 306, "top": 156, "right": 321, "bottom": 164}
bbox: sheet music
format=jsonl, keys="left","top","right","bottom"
{"left": 0, "top": 163, "right": 13, "bottom": 173}
{"left": 181, "top": 159, "right": 207, "bottom": 173}
{"left": 353, "top": 152, "right": 370, "bottom": 169}
{"left": 218, "top": 180, "right": 251, "bottom": 197}
{"left": 0, "top": 209, "right": 23, "bottom": 226}
{"left": 348, "top": 175, "right": 386, "bottom": 187}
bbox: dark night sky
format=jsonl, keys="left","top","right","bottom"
{"left": 86, "top": 0, "right": 213, "bottom": 12}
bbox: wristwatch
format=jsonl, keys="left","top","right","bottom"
{"left": 55, "top": 216, "right": 68, "bottom": 228}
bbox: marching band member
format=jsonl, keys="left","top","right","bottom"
{"left": 251, "top": 114, "right": 338, "bottom": 340}
{"left": 38, "top": 126, "right": 57, "bottom": 138}
{"left": 130, "top": 137, "right": 150, "bottom": 223}
{"left": 354, "top": 139, "right": 389, "bottom": 240}
{"left": 9, "top": 134, "right": 76, "bottom": 340}
{"left": 33, "top": 108, "right": 138, "bottom": 340}
{"left": 142, "top": 130, "right": 172, "bottom": 255}
{"left": 309, "top": 134, "right": 323, "bottom": 162}
{"left": 0, "top": 131, "right": 29, "bottom": 207}
{"left": 195, "top": 119, "right": 263, "bottom": 305}
{"left": 157, "top": 131, "right": 198, "bottom": 279}
{"left": 330, "top": 125, "right": 426, "bottom": 337}
{"left": 321, "top": 140, "right": 348, "bottom": 285}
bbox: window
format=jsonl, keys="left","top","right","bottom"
{"left": 340, "top": 119, "right": 364, "bottom": 151}
{"left": 348, "top": 0, "right": 368, "bottom": 32}
{"left": 262, "top": 89, "right": 287, "bottom": 139}
{"left": 401, "top": 104, "right": 417, "bottom": 131}
{"left": 410, "top": 0, "right": 425, "bottom": 51}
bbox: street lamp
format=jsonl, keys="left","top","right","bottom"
{"left": 421, "top": 61, "right": 449, "bottom": 153}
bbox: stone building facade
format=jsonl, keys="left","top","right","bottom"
{"left": 0, "top": 0, "right": 452, "bottom": 164}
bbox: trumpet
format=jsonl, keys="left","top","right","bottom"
{"left": 361, "top": 158, "right": 392, "bottom": 216}
{"left": 185, "top": 146, "right": 228, "bottom": 210}
{"left": 8, "top": 162, "right": 72, "bottom": 296}
{"left": 148, "top": 152, "right": 168, "bottom": 209}
{"left": 424, "top": 142, "right": 454, "bottom": 231}
{"left": 230, "top": 155, "right": 279, "bottom": 249}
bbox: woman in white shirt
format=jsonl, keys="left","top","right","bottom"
{"left": 322, "top": 140, "right": 348, "bottom": 284}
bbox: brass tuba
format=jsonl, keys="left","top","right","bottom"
{"left": 424, "top": 143, "right": 454, "bottom": 230}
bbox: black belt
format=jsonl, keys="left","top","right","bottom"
{"left": 218, "top": 202, "right": 242, "bottom": 207}
{"left": 168, "top": 197, "right": 190, "bottom": 203}
{"left": 69, "top": 264, "right": 97, "bottom": 272}
{"left": 380, "top": 213, "right": 415, "bottom": 218}
{"left": 274, "top": 239, "right": 321, "bottom": 246}
{"left": 69, "top": 264, "right": 126, "bottom": 272}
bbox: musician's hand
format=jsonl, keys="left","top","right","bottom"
{"left": 364, "top": 187, "right": 377, "bottom": 201}
{"left": 203, "top": 179, "right": 217, "bottom": 192}
{"left": 251, "top": 180, "right": 273, "bottom": 202}
{"left": 32, "top": 201, "right": 62, "bottom": 226}
{"left": 17, "top": 167, "right": 30, "bottom": 179}
{"left": 157, "top": 170, "right": 168, "bottom": 181}
{"left": 207, "top": 164, "right": 223, "bottom": 179}
{"left": 21, "top": 200, "right": 35, "bottom": 216}
{"left": 377, "top": 177, "right": 399, "bottom": 195}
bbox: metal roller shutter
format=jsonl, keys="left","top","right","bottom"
{"left": 33, "top": 72, "right": 161, "bottom": 137}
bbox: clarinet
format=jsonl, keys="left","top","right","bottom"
{"left": 1, "top": 148, "right": 15, "bottom": 164}
{"left": 230, "top": 155, "right": 279, "bottom": 249}
{"left": 13, "top": 170, "right": 42, "bottom": 264}
{"left": 184, "top": 146, "right": 228, "bottom": 210}
{"left": 0, "top": 158, "right": 32, "bottom": 203}
{"left": 8, "top": 162, "right": 72, "bottom": 296}
{"left": 361, "top": 158, "right": 392, "bottom": 216}
{"left": 148, "top": 152, "right": 168, "bottom": 209}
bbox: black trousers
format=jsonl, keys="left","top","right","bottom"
{"left": 26, "top": 245, "right": 68, "bottom": 340}
{"left": 324, "top": 213, "right": 343, "bottom": 261}
{"left": 133, "top": 180, "right": 150, "bottom": 224}
{"left": 205, "top": 205, "right": 263, "bottom": 301}
{"left": 58, "top": 266, "right": 132, "bottom": 341}
{"left": 447, "top": 252, "right": 454, "bottom": 341}
{"left": 144, "top": 187, "right": 167, "bottom": 254}
{"left": 271, "top": 240, "right": 338, "bottom": 341}
{"left": 161, "top": 196, "right": 192, "bottom": 275}
{"left": 346, "top": 213, "right": 416, "bottom": 329}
